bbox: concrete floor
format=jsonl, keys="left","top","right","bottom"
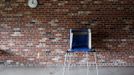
{"left": 0, "top": 66, "right": 134, "bottom": 75}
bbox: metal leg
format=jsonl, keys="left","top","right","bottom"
{"left": 63, "top": 53, "right": 67, "bottom": 75}
{"left": 94, "top": 52, "right": 99, "bottom": 75}
{"left": 67, "top": 53, "right": 71, "bottom": 75}
{"left": 86, "top": 52, "right": 89, "bottom": 75}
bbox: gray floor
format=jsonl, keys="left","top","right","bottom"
{"left": 0, "top": 66, "right": 134, "bottom": 75}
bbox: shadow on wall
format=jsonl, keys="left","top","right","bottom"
{"left": 0, "top": 49, "right": 29, "bottom": 65}
{"left": 0, "top": 49, "right": 12, "bottom": 55}
{"left": 92, "top": 30, "right": 111, "bottom": 51}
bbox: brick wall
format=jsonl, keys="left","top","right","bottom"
{"left": 0, "top": 0, "right": 134, "bottom": 66}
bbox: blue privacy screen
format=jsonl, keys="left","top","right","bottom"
{"left": 70, "top": 29, "right": 91, "bottom": 52}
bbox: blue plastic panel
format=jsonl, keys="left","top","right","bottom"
{"left": 70, "top": 29, "right": 91, "bottom": 52}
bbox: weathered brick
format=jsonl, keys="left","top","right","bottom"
{"left": 0, "top": 0, "right": 133, "bottom": 66}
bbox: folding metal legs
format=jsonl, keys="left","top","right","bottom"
{"left": 63, "top": 52, "right": 99, "bottom": 75}
{"left": 63, "top": 53, "right": 71, "bottom": 75}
